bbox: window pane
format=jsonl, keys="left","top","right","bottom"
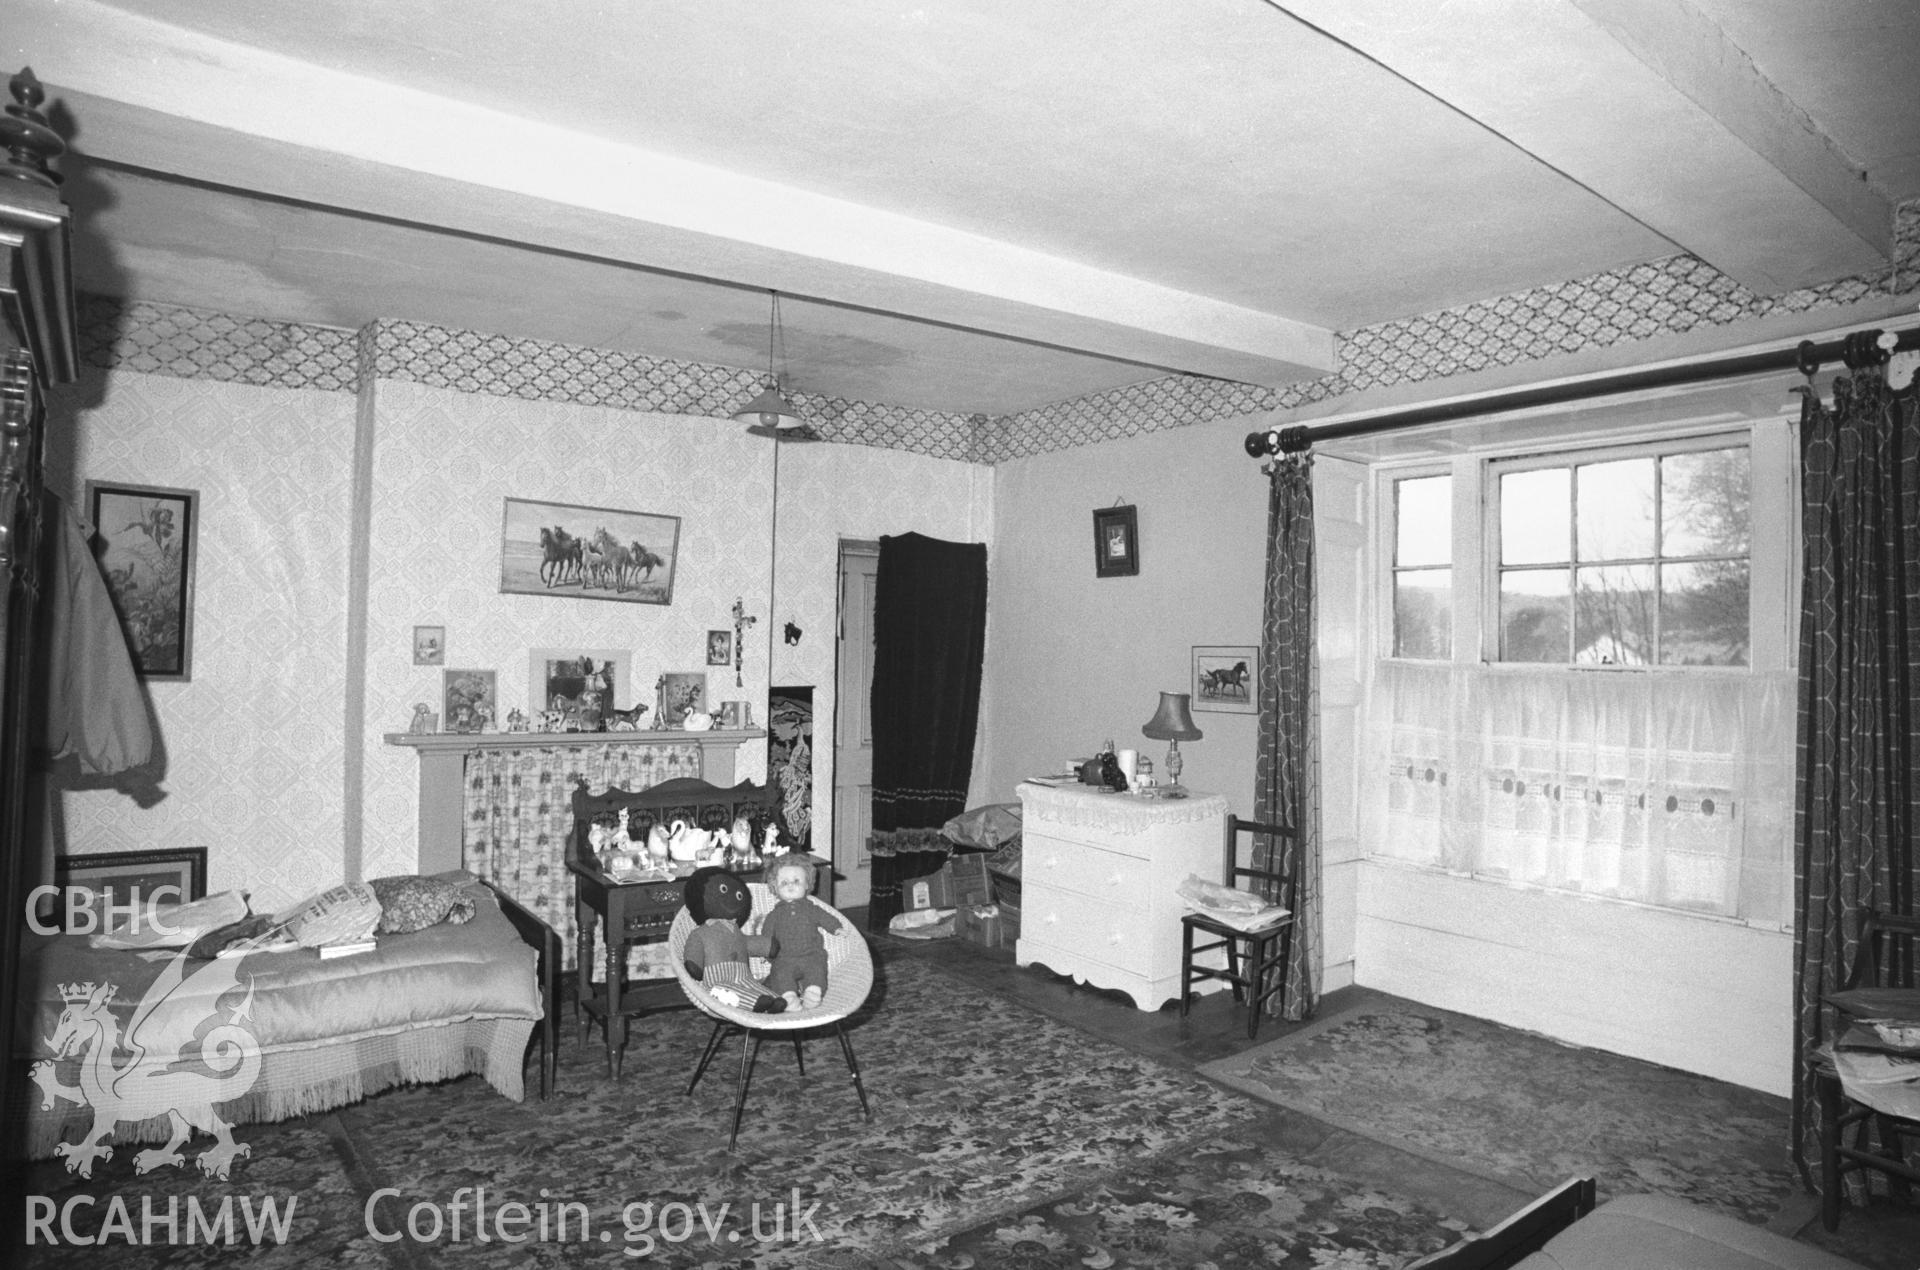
{"left": 1663, "top": 448, "right": 1750, "bottom": 556}
{"left": 1394, "top": 567, "right": 1451, "bottom": 658}
{"left": 1576, "top": 458, "right": 1654, "bottom": 560}
{"left": 1499, "top": 568, "right": 1569, "bottom": 662}
{"left": 1574, "top": 563, "right": 1655, "bottom": 664}
{"left": 1500, "top": 468, "right": 1570, "bottom": 565}
{"left": 1661, "top": 560, "right": 1750, "bottom": 665}
{"left": 1396, "top": 475, "right": 1451, "bottom": 567}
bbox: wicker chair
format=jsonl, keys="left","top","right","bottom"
{"left": 668, "top": 882, "right": 874, "bottom": 1147}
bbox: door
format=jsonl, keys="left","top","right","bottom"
{"left": 832, "top": 542, "right": 879, "bottom": 908}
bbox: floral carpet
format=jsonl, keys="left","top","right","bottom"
{"left": 1198, "top": 999, "right": 1798, "bottom": 1225}
{"left": 15, "top": 956, "right": 1466, "bottom": 1268}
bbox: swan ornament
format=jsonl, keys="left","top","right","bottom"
{"left": 667, "top": 819, "right": 717, "bottom": 862}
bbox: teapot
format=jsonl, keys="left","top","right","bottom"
{"left": 667, "top": 819, "right": 717, "bottom": 862}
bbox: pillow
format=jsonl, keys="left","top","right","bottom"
{"left": 367, "top": 875, "right": 476, "bottom": 935}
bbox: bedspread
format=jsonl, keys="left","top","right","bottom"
{"left": 11, "top": 875, "right": 543, "bottom": 1160}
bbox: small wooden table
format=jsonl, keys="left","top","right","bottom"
{"left": 566, "top": 860, "right": 698, "bottom": 1080}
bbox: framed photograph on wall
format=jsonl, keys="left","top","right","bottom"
{"left": 706, "top": 629, "right": 732, "bottom": 666}
{"left": 442, "top": 668, "right": 498, "bottom": 733}
{"left": 499, "top": 497, "right": 680, "bottom": 605}
{"left": 54, "top": 847, "right": 209, "bottom": 923}
{"left": 529, "top": 649, "right": 629, "bottom": 730}
{"left": 86, "top": 480, "right": 199, "bottom": 680}
{"left": 412, "top": 625, "right": 446, "bottom": 665}
{"left": 1092, "top": 504, "right": 1139, "bottom": 578}
{"left": 1192, "top": 645, "right": 1258, "bottom": 714}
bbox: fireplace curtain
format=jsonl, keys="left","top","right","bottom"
{"left": 1789, "top": 372, "right": 1920, "bottom": 1190}
{"left": 867, "top": 531, "right": 989, "bottom": 930}
{"left": 1255, "top": 454, "right": 1321, "bottom": 1021}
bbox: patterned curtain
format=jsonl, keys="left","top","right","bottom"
{"left": 1790, "top": 373, "right": 1920, "bottom": 1187}
{"left": 1255, "top": 454, "right": 1321, "bottom": 1021}
{"left": 463, "top": 741, "right": 702, "bottom": 971}
{"left": 867, "top": 531, "right": 989, "bottom": 930}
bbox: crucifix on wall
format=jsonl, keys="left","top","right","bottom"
{"left": 731, "top": 596, "right": 756, "bottom": 687}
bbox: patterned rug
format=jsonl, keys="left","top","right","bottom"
{"left": 1197, "top": 999, "right": 1799, "bottom": 1226}
{"left": 15, "top": 957, "right": 1468, "bottom": 1268}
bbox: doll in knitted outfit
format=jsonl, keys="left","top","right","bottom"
{"left": 681, "top": 867, "right": 785, "bottom": 1013}
{"left": 759, "top": 855, "right": 837, "bottom": 1009}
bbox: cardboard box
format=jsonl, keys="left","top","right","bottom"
{"left": 903, "top": 853, "right": 995, "bottom": 911}
{"left": 956, "top": 903, "right": 1007, "bottom": 948}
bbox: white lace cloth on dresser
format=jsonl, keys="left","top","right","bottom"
{"left": 1017, "top": 782, "right": 1230, "bottom": 836}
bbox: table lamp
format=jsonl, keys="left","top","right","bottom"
{"left": 1142, "top": 691, "right": 1203, "bottom": 793}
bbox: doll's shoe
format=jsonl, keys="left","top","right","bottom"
{"left": 802, "top": 986, "right": 824, "bottom": 1008}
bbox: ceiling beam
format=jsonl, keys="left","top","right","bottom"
{"left": 1273, "top": 0, "right": 1889, "bottom": 294}
{"left": 17, "top": 0, "right": 1336, "bottom": 386}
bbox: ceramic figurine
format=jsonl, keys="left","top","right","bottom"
{"left": 506, "top": 708, "right": 528, "bottom": 733}
{"left": 408, "top": 703, "right": 436, "bottom": 734}
{"left": 647, "top": 822, "right": 671, "bottom": 872}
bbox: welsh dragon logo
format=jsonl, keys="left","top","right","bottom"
{"left": 30, "top": 951, "right": 262, "bottom": 1180}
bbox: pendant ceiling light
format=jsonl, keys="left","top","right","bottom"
{"left": 734, "top": 290, "right": 817, "bottom": 441}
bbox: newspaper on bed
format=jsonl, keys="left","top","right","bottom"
{"left": 1176, "top": 874, "right": 1290, "bottom": 932}
{"left": 272, "top": 883, "right": 382, "bottom": 948}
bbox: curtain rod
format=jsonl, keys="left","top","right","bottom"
{"left": 1244, "top": 323, "right": 1920, "bottom": 458}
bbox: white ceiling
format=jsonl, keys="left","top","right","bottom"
{"left": 11, "top": 0, "right": 1918, "bottom": 417}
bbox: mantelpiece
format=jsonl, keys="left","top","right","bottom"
{"left": 385, "top": 729, "right": 766, "bottom": 873}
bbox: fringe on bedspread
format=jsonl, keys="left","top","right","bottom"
{"left": 20, "top": 1016, "right": 535, "bottom": 1160}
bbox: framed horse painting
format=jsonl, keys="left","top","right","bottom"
{"left": 499, "top": 497, "right": 681, "bottom": 605}
{"left": 1192, "top": 645, "right": 1258, "bottom": 714}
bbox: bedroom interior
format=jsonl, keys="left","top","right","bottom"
{"left": 4, "top": 2, "right": 1920, "bottom": 1266}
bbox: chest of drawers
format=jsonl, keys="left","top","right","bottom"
{"left": 1014, "top": 782, "right": 1229, "bottom": 1011}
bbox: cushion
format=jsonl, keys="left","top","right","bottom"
{"left": 368, "top": 874, "right": 476, "bottom": 935}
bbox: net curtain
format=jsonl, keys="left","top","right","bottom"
{"left": 866, "top": 531, "right": 989, "bottom": 930}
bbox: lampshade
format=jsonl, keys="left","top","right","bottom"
{"left": 1142, "top": 691, "right": 1203, "bottom": 742}
{"left": 733, "top": 290, "right": 815, "bottom": 439}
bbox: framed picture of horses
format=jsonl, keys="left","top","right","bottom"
{"left": 499, "top": 497, "right": 680, "bottom": 605}
{"left": 1192, "top": 645, "right": 1258, "bottom": 714}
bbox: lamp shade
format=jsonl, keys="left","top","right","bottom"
{"left": 1142, "top": 691, "right": 1203, "bottom": 742}
{"left": 733, "top": 382, "right": 803, "bottom": 432}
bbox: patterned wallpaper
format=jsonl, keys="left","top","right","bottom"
{"left": 44, "top": 371, "right": 359, "bottom": 912}
{"left": 355, "top": 376, "right": 992, "bottom": 883}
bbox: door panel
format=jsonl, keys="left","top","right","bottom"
{"left": 833, "top": 544, "right": 878, "bottom": 907}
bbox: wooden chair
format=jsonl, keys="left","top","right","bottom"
{"left": 1811, "top": 909, "right": 1920, "bottom": 1231}
{"left": 1178, "top": 815, "right": 1297, "bottom": 1039}
{"left": 668, "top": 883, "right": 874, "bottom": 1148}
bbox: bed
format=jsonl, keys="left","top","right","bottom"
{"left": 10, "top": 872, "right": 559, "bottom": 1167}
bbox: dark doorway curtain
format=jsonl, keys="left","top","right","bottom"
{"left": 1790, "top": 372, "right": 1920, "bottom": 1190}
{"left": 1254, "top": 454, "right": 1320, "bottom": 1022}
{"left": 867, "top": 532, "right": 988, "bottom": 930}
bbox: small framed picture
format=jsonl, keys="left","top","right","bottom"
{"left": 1192, "top": 645, "right": 1258, "bottom": 714}
{"left": 1093, "top": 504, "right": 1139, "bottom": 578}
{"left": 657, "top": 671, "right": 709, "bottom": 727}
{"left": 86, "top": 480, "right": 199, "bottom": 680}
{"left": 53, "top": 847, "right": 209, "bottom": 929}
{"left": 413, "top": 625, "right": 446, "bottom": 665}
{"left": 442, "top": 668, "right": 498, "bottom": 733}
{"left": 706, "top": 629, "right": 732, "bottom": 666}
{"left": 529, "top": 649, "right": 629, "bottom": 729}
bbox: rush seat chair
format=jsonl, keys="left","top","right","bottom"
{"left": 1178, "top": 814, "right": 1297, "bottom": 1040}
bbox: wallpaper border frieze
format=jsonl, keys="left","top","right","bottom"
{"left": 77, "top": 293, "right": 360, "bottom": 392}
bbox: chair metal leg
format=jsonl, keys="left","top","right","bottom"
{"left": 730, "top": 1032, "right": 763, "bottom": 1149}
{"left": 835, "top": 1021, "right": 872, "bottom": 1120}
{"left": 689, "top": 1018, "right": 729, "bottom": 1096}
{"left": 792, "top": 1035, "right": 806, "bottom": 1077}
